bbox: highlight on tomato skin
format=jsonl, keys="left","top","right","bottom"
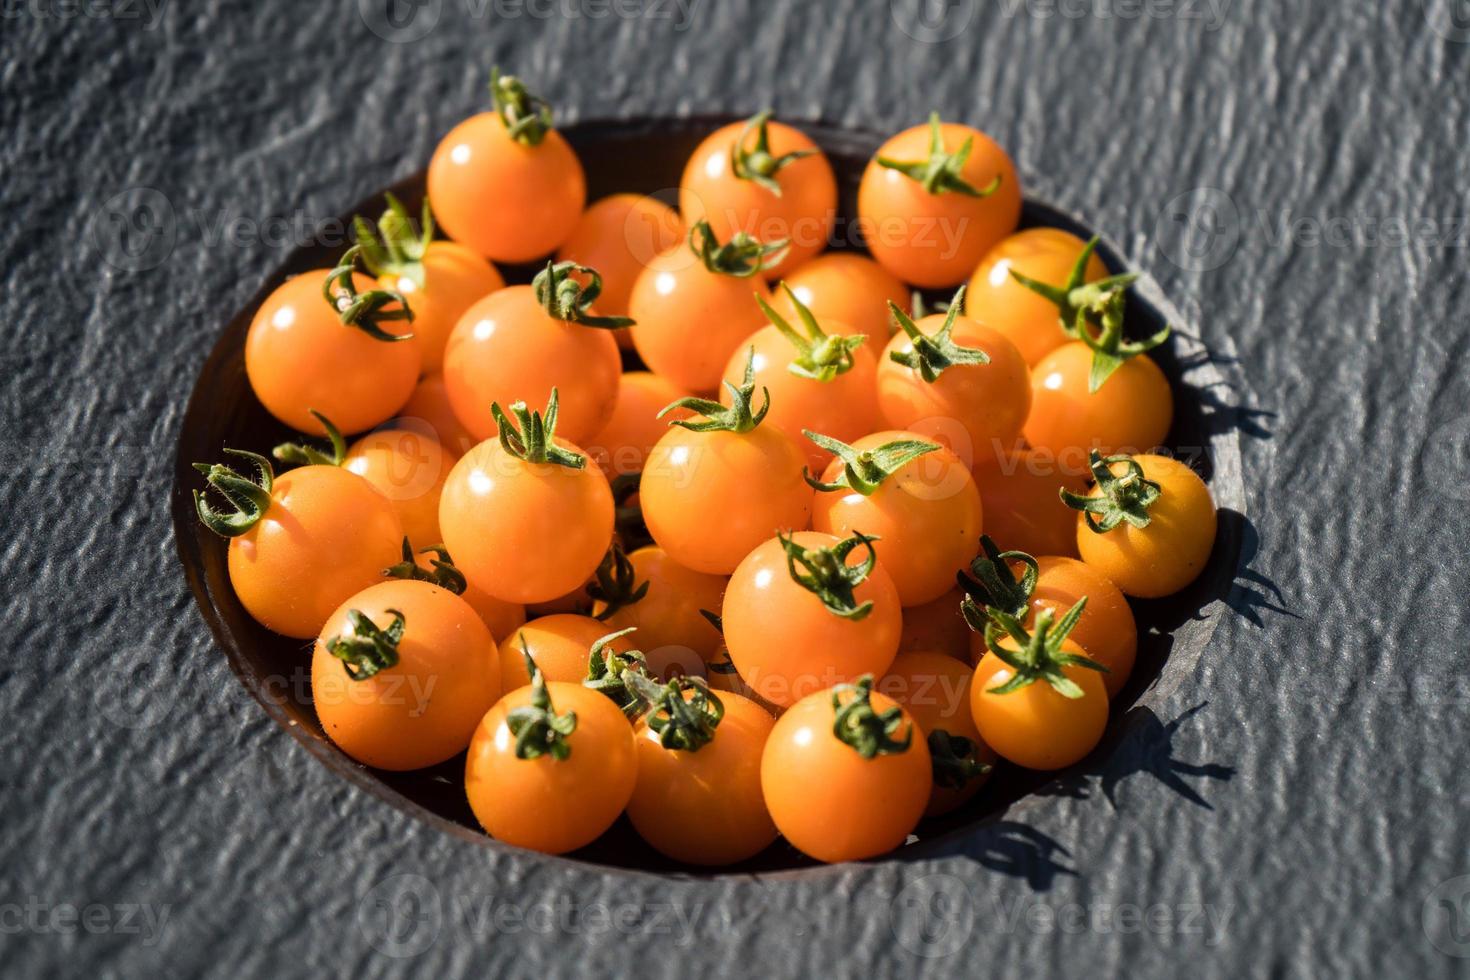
{"left": 557, "top": 193, "right": 684, "bottom": 343}
{"left": 877, "top": 651, "right": 997, "bottom": 816}
{"left": 770, "top": 252, "right": 908, "bottom": 341}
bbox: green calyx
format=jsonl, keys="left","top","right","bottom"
{"left": 832, "top": 676, "right": 913, "bottom": 759}
{"left": 492, "top": 388, "right": 586, "bottom": 468}
{"left": 802, "top": 430, "right": 939, "bottom": 496}
{"left": 624, "top": 669, "right": 726, "bottom": 752}
{"left": 689, "top": 220, "right": 789, "bottom": 279}
{"left": 1061, "top": 450, "right": 1163, "bottom": 534}
{"left": 326, "top": 608, "right": 405, "bottom": 681}
{"left": 887, "top": 285, "right": 990, "bottom": 382}
{"left": 507, "top": 642, "right": 578, "bottom": 761}
{"left": 322, "top": 245, "right": 416, "bottom": 343}
{"left": 928, "top": 729, "right": 992, "bottom": 790}
{"left": 272, "top": 410, "right": 346, "bottom": 467}
{"left": 1009, "top": 235, "right": 1170, "bottom": 392}
{"left": 876, "top": 112, "right": 1001, "bottom": 198}
{"left": 384, "top": 538, "right": 468, "bottom": 595}
{"left": 730, "top": 110, "right": 816, "bottom": 196}
{"left": 958, "top": 534, "right": 1038, "bottom": 625}
{"left": 779, "top": 529, "right": 882, "bottom": 621}
{"left": 582, "top": 628, "right": 649, "bottom": 717}
{"left": 658, "top": 347, "right": 771, "bottom": 434}
{"left": 983, "top": 602, "right": 1107, "bottom": 699}
{"left": 352, "top": 193, "right": 434, "bottom": 290}
{"left": 587, "top": 542, "right": 649, "bottom": 621}
{"left": 192, "top": 449, "right": 274, "bottom": 538}
{"left": 532, "top": 261, "right": 635, "bottom": 329}
{"left": 490, "top": 67, "right": 554, "bottom": 146}
{"left": 757, "top": 282, "right": 868, "bottom": 382}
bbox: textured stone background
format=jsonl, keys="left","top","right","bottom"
{"left": 4, "top": 0, "right": 1470, "bottom": 976}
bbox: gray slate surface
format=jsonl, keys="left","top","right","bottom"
{"left": 3, "top": 0, "right": 1468, "bottom": 976}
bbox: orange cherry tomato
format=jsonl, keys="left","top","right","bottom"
{"left": 311, "top": 580, "right": 499, "bottom": 771}
{"left": 558, "top": 193, "right": 683, "bottom": 347}
{"left": 343, "top": 426, "right": 456, "bottom": 551}
{"left": 970, "top": 449, "right": 1088, "bottom": 559}
{"left": 498, "top": 613, "right": 627, "bottom": 691}
{"left": 1024, "top": 343, "right": 1173, "bottom": 459}
{"left": 427, "top": 74, "right": 585, "bottom": 264}
{"left": 769, "top": 252, "right": 908, "bottom": 341}
{"left": 876, "top": 297, "right": 1032, "bottom": 468}
{"left": 723, "top": 532, "right": 901, "bottom": 708}
{"left": 396, "top": 543, "right": 528, "bottom": 643}
{"left": 966, "top": 228, "right": 1110, "bottom": 366}
{"left": 810, "top": 431, "right": 983, "bottom": 607}
{"left": 877, "top": 651, "right": 997, "bottom": 816}
{"left": 680, "top": 112, "right": 836, "bottom": 278}
{"left": 465, "top": 670, "right": 636, "bottom": 854}
{"left": 438, "top": 393, "right": 614, "bottom": 604}
{"left": 394, "top": 372, "right": 478, "bottom": 458}
{"left": 592, "top": 546, "right": 726, "bottom": 674}
{"left": 761, "top": 679, "right": 932, "bottom": 862}
{"left": 1028, "top": 557, "right": 1136, "bottom": 697}
{"left": 858, "top": 114, "right": 1021, "bottom": 288}
{"left": 193, "top": 452, "right": 403, "bottom": 639}
{"left": 245, "top": 266, "right": 420, "bottom": 436}
{"left": 1071, "top": 453, "right": 1217, "bottom": 599}
{"left": 626, "top": 682, "right": 777, "bottom": 866}
{"left": 704, "top": 642, "right": 782, "bottom": 716}
{"left": 897, "top": 587, "right": 972, "bottom": 662}
{"left": 585, "top": 371, "right": 692, "bottom": 480}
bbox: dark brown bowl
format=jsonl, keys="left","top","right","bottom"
{"left": 171, "top": 116, "right": 1245, "bottom": 876}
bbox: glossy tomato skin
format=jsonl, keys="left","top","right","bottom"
{"left": 595, "top": 546, "right": 727, "bottom": 674}
{"left": 1075, "top": 454, "right": 1217, "bottom": 599}
{"left": 1024, "top": 344, "right": 1173, "bottom": 459}
{"left": 1027, "top": 557, "right": 1137, "bottom": 697}
{"left": 403, "top": 549, "right": 526, "bottom": 642}
{"left": 876, "top": 314, "right": 1031, "bottom": 468}
{"left": 970, "top": 450, "right": 1088, "bottom": 559}
{"left": 627, "top": 692, "right": 778, "bottom": 866}
{"left": 878, "top": 651, "right": 997, "bottom": 815}
{"left": 438, "top": 437, "right": 614, "bottom": 604}
{"left": 245, "top": 270, "right": 421, "bottom": 435}
{"left": 227, "top": 465, "right": 403, "bottom": 639}
{"left": 557, "top": 193, "right": 682, "bottom": 348}
{"left": 499, "top": 613, "right": 629, "bottom": 692}
{"left": 343, "top": 426, "right": 456, "bottom": 550}
{"left": 858, "top": 121, "right": 1021, "bottom": 288}
{"left": 971, "top": 643, "right": 1107, "bottom": 771}
{"left": 428, "top": 112, "right": 586, "bottom": 264}
{"left": 628, "top": 247, "right": 772, "bottom": 393}
{"left": 761, "top": 686, "right": 932, "bottom": 863}
{"left": 465, "top": 682, "right": 637, "bottom": 854}
{"left": 312, "top": 580, "right": 500, "bottom": 771}
{"left": 722, "top": 533, "right": 902, "bottom": 708}
{"left": 679, "top": 119, "right": 836, "bottom": 279}
{"left": 641, "top": 423, "right": 813, "bottom": 576}
{"left": 718, "top": 322, "right": 884, "bottom": 473}
{"left": 966, "top": 228, "right": 1110, "bottom": 366}
{"left": 442, "top": 285, "right": 621, "bottom": 446}
{"left": 379, "top": 241, "right": 504, "bottom": 373}
{"left": 897, "top": 587, "right": 972, "bottom": 662}
{"left": 770, "top": 252, "right": 908, "bottom": 340}
{"left": 394, "top": 372, "right": 478, "bottom": 457}
{"left": 811, "top": 431, "right": 984, "bottom": 607}
{"left": 585, "top": 371, "right": 691, "bottom": 480}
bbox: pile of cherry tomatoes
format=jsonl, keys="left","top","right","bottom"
{"left": 193, "top": 70, "right": 1218, "bottom": 866}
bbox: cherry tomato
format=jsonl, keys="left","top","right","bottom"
{"left": 641, "top": 366, "right": 813, "bottom": 575}
{"left": 1025, "top": 343, "right": 1173, "bottom": 458}
{"left": 897, "top": 587, "right": 972, "bottom": 662}
{"left": 769, "top": 252, "right": 908, "bottom": 341}
{"left": 428, "top": 72, "right": 585, "bottom": 264}
{"left": 343, "top": 426, "right": 456, "bottom": 551}
{"left": 1068, "top": 452, "right": 1216, "bottom": 599}
{"left": 311, "top": 580, "right": 499, "bottom": 771}
{"left": 585, "top": 371, "right": 692, "bottom": 480}
{"left": 193, "top": 451, "right": 403, "bottom": 639}
{"left": 498, "top": 613, "right": 628, "bottom": 691}
{"left": 876, "top": 293, "right": 1031, "bottom": 468}
{"left": 439, "top": 391, "right": 614, "bottom": 604}
{"left": 878, "top": 651, "right": 997, "bottom": 815}
{"left": 761, "top": 678, "right": 932, "bottom": 862}
{"left": 394, "top": 542, "right": 528, "bottom": 643}
{"left": 966, "top": 228, "right": 1109, "bottom": 366}
{"left": 245, "top": 261, "right": 420, "bottom": 436}
{"left": 628, "top": 225, "right": 776, "bottom": 393}
{"left": 719, "top": 284, "right": 883, "bottom": 473}
{"left": 858, "top": 113, "right": 1020, "bottom": 288}
{"left": 394, "top": 372, "right": 478, "bottom": 458}
{"left": 558, "top": 193, "right": 682, "bottom": 347}
{"left": 970, "top": 449, "right": 1088, "bottom": 559}
{"left": 591, "top": 546, "right": 726, "bottom": 673}
{"left": 680, "top": 112, "right": 836, "bottom": 278}
{"left": 704, "top": 642, "right": 782, "bottom": 716}
{"left": 465, "top": 663, "right": 636, "bottom": 855}
{"left": 625, "top": 679, "right": 777, "bottom": 866}
{"left": 723, "top": 532, "right": 901, "bottom": 708}
{"left": 809, "top": 431, "right": 983, "bottom": 607}
{"left": 442, "top": 270, "right": 622, "bottom": 447}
